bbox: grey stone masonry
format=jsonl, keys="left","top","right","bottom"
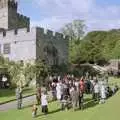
{"left": 0, "top": 0, "right": 30, "bottom": 30}
{"left": 36, "top": 27, "right": 69, "bottom": 65}
{"left": 0, "top": 0, "right": 69, "bottom": 65}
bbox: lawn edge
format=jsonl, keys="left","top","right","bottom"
{"left": 0, "top": 93, "right": 35, "bottom": 105}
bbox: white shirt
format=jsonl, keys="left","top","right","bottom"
{"left": 49, "top": 76, "right": 53, "bottom": 81}
{"left": 58, "top": 76, "right": 61, "bottom": 81}
{"left": 70, "top": 87, "right": 74, "bottom": 94}
{"left": 56, "top": 83, "right": 62, "bottom": 100}
{"left": 41, "top": 94, "right": 48, "bottom": 106}
{"left": 75, "top": 82, "right": 79, "bottom": 87}
{"left": 2, "top": 77, "right": 7, "bottom": 82}
{"left": 94, "top": 83, "right": 100, "bottom": 93}
{"left": 75, "top": 81, "right": 79, "bottom": 91}
{"left": 100, "top": 85, "right": 106, "bottom": 99}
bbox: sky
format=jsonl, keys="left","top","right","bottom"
{"left": 17, "top": 0, "right": 120, "bottom": 32}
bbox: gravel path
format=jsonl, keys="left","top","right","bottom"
{"left": 0, "top": 95, "right": 36, "bottom": 111}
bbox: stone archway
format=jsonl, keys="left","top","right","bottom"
{"left": 43, "top": 42, "right": 59, "bottom": 65}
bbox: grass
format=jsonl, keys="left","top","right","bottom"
{"left": 109, "top": 77, "right": 120, "bottom": 86}
{"left": 0, "top": 87, "right": 36, "bottom": 104}
{"left": 0, "top": 91, "right": 120, "bottom": 120}
{"left": 0, "top": 77, "right": 120, "bottom": 104}
{"left": 0, "top": 77, "right": 120, "bottom": 120}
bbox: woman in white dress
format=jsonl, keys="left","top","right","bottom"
{"left": 56, "top": 82, "right": 62, "bottom": 100}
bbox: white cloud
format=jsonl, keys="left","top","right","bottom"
{"left": 30, "top": 0, "right": 120, "bottom": 32}
{"left": 86, "top": 20, "right": 120, "bottom": 32}
{"left": 33, "top": 0, "right": 93, "bottom": 15}
{"left": 31, "top": 16, "right": 79, "bottom": 31}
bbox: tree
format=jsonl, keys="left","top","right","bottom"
{"left": 23, "top": 63, "right": 36, "bottom": 86}
{"left": 8, "top": 62, "right": 22, "bottom": 87}
{"left": 60, "top": 20, "right": 86, "bottom": 63}
{"left": 34, "top": 60, "right": 49, "bottom": 85}
{"left": 112, "top": 40, "right": 120, "bottom": 59}
{"left": 0, "top": 55, "right": 5, "bottom": 65}
{"left": 80, "top": 31, "right": 108, "bottom": 65}
{"left": 61, "top": 20, "right": 86, "bottom": 40}
{"left": 70, "top": 31, "right": 109, "bottom": 65}
{"left": 75, "top": 29, "right": 120, "bottom": 65}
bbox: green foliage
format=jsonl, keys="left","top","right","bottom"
{"left": 1, "top": 82, "right": 120, "bottom": 120}
{"left": 112, "top": 40, "right": 120, "bottom": 59}
{"left": 0, "top": 56, "right": 50, "bottom": 87}
{"left": 35, "top": 60, "right": 49, "bottom": 85}
{"left": 81, "top": 31, "right": 107, "bottom": 64}
{"left": 22, "top": 63, "right": 36, "bottom": 86}
{"left": 70, "top": 29, "right": 120, "bottom": 65}
{"left": 9, "top": 59, "right": 49, "bottom": 87}
{"left": 0, "top": 56, "right": 22, "bottom": 87}
{"left": 0, "top": 56, "right": 5, "bottom": 65}
{"left": 60, "top": 20, "right": 86, "bottom": 64}
{"left": 71, "top": 64, "right": 99, "bottom": 77}
{"left": 50, "top": 63, "right": 69, "bottom": 75}
{"left": 8, "top": 62, "right": 23, "bottom": 87}
{"left": 61, "top": 20, "right": 86, "bottom": 40}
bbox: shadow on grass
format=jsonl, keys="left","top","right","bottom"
{"left": 0, "top": 89, "right": 15, "bottom": 97}
{"left": 21, "top": 97, "right": 99, "bottom": 116}
{"left": 84, "top": 97, "right": 92, "bottom": 102}
{"left": 75, "top": 98, "right": 99, "bottom": 111}
{"left": 0, "top": 87, "right": 34, "bottom": 98}
{"left": 36, "top": 108, "right": 61, "bottom": 118}
{"left": 22, "top": 104, "right": 33, "bottom": 110}
{"left": 84, "top": 100, "right": 99, "bottom": 109}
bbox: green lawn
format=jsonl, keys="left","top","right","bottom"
{"left": 0, "top": 77, "right": 120, "bottom": 104}
{"left": 0, "top": 91, "right": 120, "bottom": 120}
{"left": 0, "top": 78, "right": 120, "bottom": 120}
{"left": 0, "top": 77, "right": 120, "bottom": 120}
{"left": 109, "top": 77, "right": 120, "bottom": 86}
{"left": 0, "top": 87, "right": 35, "bottom": 104}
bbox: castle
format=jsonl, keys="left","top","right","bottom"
{"left": 0, "top": 0, "right": 69, "bottom": 65}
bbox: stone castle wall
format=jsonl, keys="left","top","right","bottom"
{"left": 0, "top": 27, "right": 69, "bottom": 65}
{"left": 8, "top": 0, "right": 30, "bottom": 30}
{"left": 16, "top": 13, "right": 30, "bottom": 29}
{"left": 0, "top": 0, "right": 30, "bottom": 30}
{"left": 0, "top": 27, "right": 36, "bottom": 62}
{"left": 0, "top": 7, "right": 8, "bottom": 29}
{"left": 36, "top": 27, "right": 69, "bottom": 65}
{"left": 0, "top": 0, "right": 69, "bottom": 65}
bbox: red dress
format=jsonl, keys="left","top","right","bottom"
{"left": 79, "top": 80, "right": 85, "bottom": 93}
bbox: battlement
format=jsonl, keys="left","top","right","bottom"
{"left": 36, "top": 27, "right": 68, "bottom": 40}
{"left": 0, "top": 27, "right": 36, "bottom": 37}
{"left": 8, "top": 0, "right": 17, "bottom": 9}
{"left": 17, "top": 13, "right": 30, "bottom": 21}
{"left": 16, "top": 13, "right": 30, "bottom": 29}
{"left": 0, "top": 27, "right": 69, "bottom": 41}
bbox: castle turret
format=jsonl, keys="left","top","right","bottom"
{"left": 0, "top": 0, "right": 30, "bottom": 30}
{"left": 8, "top": 0, "right": 17, "bottom": 9}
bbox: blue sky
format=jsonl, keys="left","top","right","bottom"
{"left": 17, "top": 0, "right": 120, "bottom": 32}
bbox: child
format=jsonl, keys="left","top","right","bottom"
{"left": 32, "top": 104, "right": 38, "bottom": 118}
{"left": 41, "top": 91, "right": 48, "bottom": 114}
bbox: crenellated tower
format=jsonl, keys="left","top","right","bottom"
{"left": 0, "top": 0, "right": 30, "bottom": 30}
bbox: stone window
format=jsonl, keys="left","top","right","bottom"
{"left": 3, "top": 43, "right": 11, "bottom": 54}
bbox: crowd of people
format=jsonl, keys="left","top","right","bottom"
{"left": 15, "top": 73, "right": 119, "bottom": 118}
{"left": 49, "top": 74, "right": 119, "bottom": 110}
